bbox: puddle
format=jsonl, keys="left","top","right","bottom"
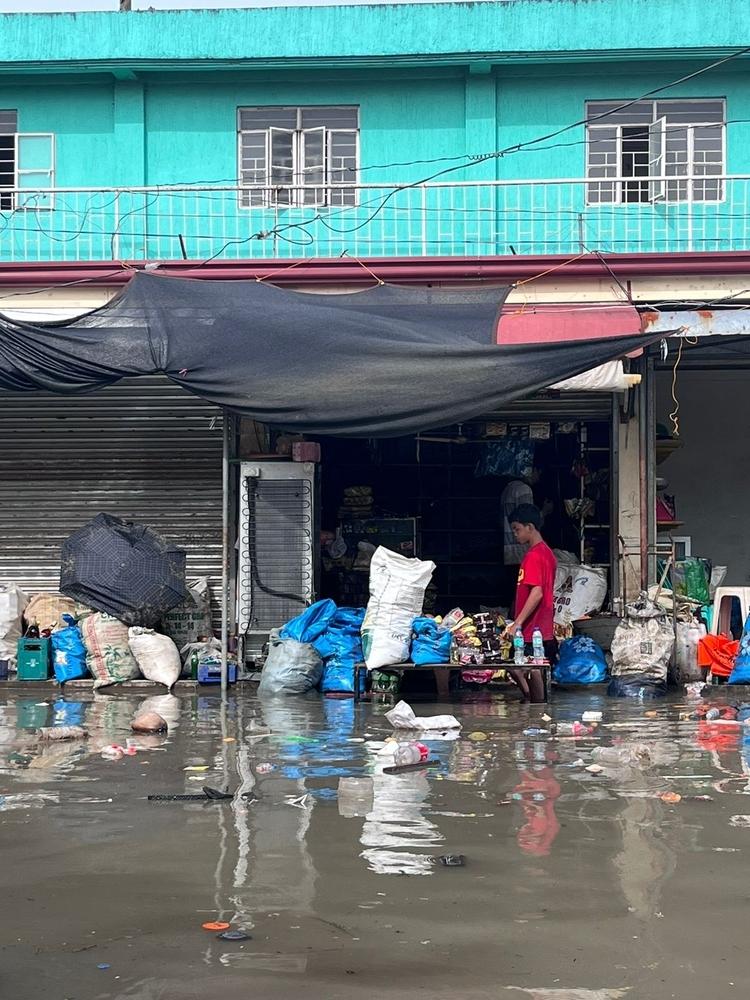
{"left": 0, "top": 687, "right": 748, "bottom": 999}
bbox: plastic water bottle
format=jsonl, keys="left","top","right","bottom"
{"left": 532, "top": 627, "right": 545, "bottom": 663}
{"left": 393, "top": 742, "right": 429, "bottom": 766}
{"left": 513, "top": 628, "right": 526, "bottom": 665}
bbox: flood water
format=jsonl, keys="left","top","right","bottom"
{"left": 1, "top": 685, "right": 749, "bottom": 1000}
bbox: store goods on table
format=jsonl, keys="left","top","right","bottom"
{"left": 443, "top": 608, "right": 510, "bottom": 684}
{"left": 338, "top": 485, "right": 374, "bottom": 519}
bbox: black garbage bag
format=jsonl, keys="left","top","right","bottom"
{"left": 60, "top": 513, "right": 188, "bottom": 627}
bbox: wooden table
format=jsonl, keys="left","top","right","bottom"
{"left": 354, "top": 660, "right": 552, "bottom": 703}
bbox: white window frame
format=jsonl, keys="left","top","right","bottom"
{"left": 585, "top": 99, "right": 726, "bottom": 207}
{"left": 0, "top": 131, "right": 56, "bottom": 211}
{"left": 237, "top": 107, "right": 359, "bottom": 209}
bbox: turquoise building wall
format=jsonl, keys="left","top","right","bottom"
{"left": 0, "top": 2, "right": 748, "bottom": 260}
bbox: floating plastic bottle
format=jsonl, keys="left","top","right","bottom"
{"left": 393, "top": 742, "right": 429, "bottom": 766}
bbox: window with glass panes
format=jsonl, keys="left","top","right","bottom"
{"left": 586, "top": 99, "right": 724, "bottom": 204}
{"left": 0, "top": 110, "right": 18, "bottom": 211}
{"left": 238, "top": 106, "right": 359, "bottom": 207}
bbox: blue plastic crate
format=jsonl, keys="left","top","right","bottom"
{"left": 197, "top": 661, "right": 237, "bottom": 685}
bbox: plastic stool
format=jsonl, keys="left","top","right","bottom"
{"left": 711, "top": 587, "right": 750, "bottom": 638}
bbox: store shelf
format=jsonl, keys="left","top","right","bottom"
{"left": 656, "top": 439, "right": 682, "bottom": 465}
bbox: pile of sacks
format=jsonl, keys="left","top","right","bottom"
{"left": 2, "top": 577, "right": 216, "bottom": 691}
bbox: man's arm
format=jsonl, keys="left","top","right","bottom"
{"left": 512, "top": 586, "right": 543, "bottom": 632}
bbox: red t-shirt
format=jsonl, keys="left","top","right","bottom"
{"left": 514, "top": 541, "right": 557, "bottom": 642}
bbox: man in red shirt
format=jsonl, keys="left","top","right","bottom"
{"left": 503, "top": 503, "right": 558, "bottom": 702}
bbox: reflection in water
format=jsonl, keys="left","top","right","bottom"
{"left": 512, "top": 741, "right": 561, "bottom": 857}
{"left": 360, "top": 765, "right": 442, "bottom": 875}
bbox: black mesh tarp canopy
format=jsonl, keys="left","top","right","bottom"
{"left": 0, "top": 272, "right": 665, "bottom": 437}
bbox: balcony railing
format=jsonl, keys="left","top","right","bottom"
{"left": 1, "top": 175, "right": 749, "bottom": 263}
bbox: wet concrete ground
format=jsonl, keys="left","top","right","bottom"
{"left": 1, "top": 685, "right": 749, "bottom": 1000}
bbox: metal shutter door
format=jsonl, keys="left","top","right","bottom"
{"left": 0, "top": 376, "right": 223, "bottom": 604}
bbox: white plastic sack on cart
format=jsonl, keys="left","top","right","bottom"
{"left": 128, "top": 627, "right": 182, "bottom": 689}
{"left": 362, "top": 547, "right": 436, "bottom": 670}
{"left": 610, "top": 595, "right": 674, "bottom": 682}
{"left": 0, "top": 582, "right": 27, "bottom": 667}
{"left": 385, "top": 700, "right": 461, "bottom": 731}
{"left": 554, "top": 563, "right": 608, "bottom": 626}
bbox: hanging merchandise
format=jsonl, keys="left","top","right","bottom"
{"left": 609, "top": 595, "right": 674, "bottom": 695}
{"left": 728, "top": 614, "right": 750, "bottom": 684}
{"left": 258, "top": 630, "right": 323, "bottom": 697}
{"left": 410, "top": 617, "right": 452, "bottom": 665}
{"left": 51, "top": 614, "right": 88, "bottom": 683}
{"left": 474, "top": 439, "right": 535, "bottom": 479}
{"left": 362, "top": 547, "right": 435, "bottom": 670}
{"left": 553, "top": 635, "right": 608, "bottom": 685}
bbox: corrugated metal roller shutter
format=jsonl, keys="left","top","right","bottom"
{"left": 0, "top": 376, "right": 223, "bottom": 608}
{"left": 485, "top": 391, "right": 615, "bottom": 422}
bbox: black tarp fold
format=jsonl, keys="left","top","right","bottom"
{"left": 0, "top": 273, "right": 668, "bottom": 437}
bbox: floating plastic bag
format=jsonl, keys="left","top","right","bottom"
{"left": 728, "top": 613, "right": 750, "bottom": 684}
{"left": 258, "top": 630, "right": 323, "bottom": 696}
{"left": 610, "top": 594, "right": 674, "bottom": 683}
{"left": 0, "top": 581, "right": 27, "bottom": 668}
{"left": 280, "top": 599, "right": 337, "bottom": 649}
{"left": 81, "top": 612, "right": 140, "bottom": 689}
{"left": 318, "top": 607, "right": 366, "bottom": 694}
{"left": 553, "top": 635, "right": 608, "bottom": 685}
{"left": 161, "top": 576, "right": 213, "bottom": 649}
{"left": 362, "top": 548, "right": 435, "bottom": 670}
{"left": 128, "top": 627, "right": 181, "bottom": 689}
{"left": 385, "top": 699, "right": 460, "bottom": 731}
{"left": 553, "top": 563, "right": 607, "bottom": 626}
{"left": 51, "top": 614, "right": 88, "bottom": 683}
{"left": 410, "top": 616, "right": 451, "bottom": 665}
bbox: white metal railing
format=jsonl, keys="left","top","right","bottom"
{"left": 0, "top": 175, "right": 748, "bottom": 263}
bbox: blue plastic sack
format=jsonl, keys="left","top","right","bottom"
{"left": 51, "top": 615, "right": 88, "bottom": 683}
{"left": 728, "top": 613, "right": 750, "bottom": 683}
{"left": 553, "top": 635, "right": 608, "bottom": 685}
{"left": 320, "top": 607, "right": 366, "bottom": 694}
{"left": 410, "top": 616, "right": 451, "bottom": 665}
{"left": 280, "top": 599, "right": 338, "bottom": 648}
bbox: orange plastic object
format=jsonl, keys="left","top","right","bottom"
{"left": 660, "top": 792, "right": 682, "bottom": 804}
{"left": 202, "top": 921, "right": 230, "bottom": 931}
